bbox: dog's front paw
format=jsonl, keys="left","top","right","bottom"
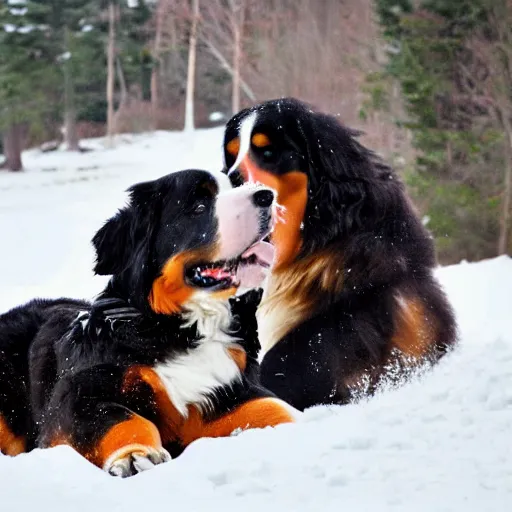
{"left": 104, "top": 444, "right": 171, "bottom": 478}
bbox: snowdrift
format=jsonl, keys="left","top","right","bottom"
{"left": 0, "top": 130, "right": 510, "bottom": 511}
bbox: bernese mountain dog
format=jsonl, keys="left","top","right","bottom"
{"left": 223, "top": 98, "right": 458, "bottom": 411}
{"left": 0, "top": 169, "right": 297, "bottom": 477}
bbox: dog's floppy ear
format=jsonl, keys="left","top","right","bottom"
{"left": 92, "top": 207, "right": 135, "bottom": 276}
{"left": 296, "top": 111, "right": 385, "bottom": 252}
{"left": 92, "top": 180, "right": 158, "bottom": 276}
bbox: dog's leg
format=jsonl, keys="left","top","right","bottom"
{"left": 86, "top": 411, "right": 171, "bottom": 477}
{"left": 181, "top": 397, "right": 298, "bottom": 446}
{"left": 39, "top": 365, "right": 170, "bottom": 477}
{"left": 122, "top": 368, "right": 298, "bottom": 448}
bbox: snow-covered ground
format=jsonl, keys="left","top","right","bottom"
{"left": 0, "top": 130, "right": 511, "bottom": 511}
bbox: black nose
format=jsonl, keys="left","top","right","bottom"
{"left": 227, "top": 168, "right": 244, "bottom": 188}
{"left": 253, "top": 189, "right": 275, "bottom": 208}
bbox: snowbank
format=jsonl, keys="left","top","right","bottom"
{"left": 0, "top": 130, "right": 510, "bottom": 511}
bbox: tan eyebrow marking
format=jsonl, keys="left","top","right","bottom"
{"left": 251, "top": 133, "right": 271, "bottom": 148}
{"left": 226, "top": 137, "right": 240, "bottom": 157}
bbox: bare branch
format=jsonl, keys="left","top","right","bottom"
{"left": 200, "top": 35, "right": 256, "bottom": 101}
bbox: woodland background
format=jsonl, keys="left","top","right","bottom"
{"left": 0, "top": 0, "right": 511, "bottom": 263}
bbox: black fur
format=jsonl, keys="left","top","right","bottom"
{"left": 0, "top": 170, "right": 277, "bottom": 473}
{"left": 224, "top": 98, "right": 458, "bottom": 411}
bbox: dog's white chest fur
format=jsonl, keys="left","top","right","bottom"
{"left": 153, "top": 296, "right": 241, "bottom": 417}
{"left": 256, "top": 274, "right": 307, "bottom": 362}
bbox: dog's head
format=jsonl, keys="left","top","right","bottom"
{"left": 92, "top": 169, "right": 275, "bottom": 314}
{"left": 223, "top": 98, "right": 429, "bottom": 275}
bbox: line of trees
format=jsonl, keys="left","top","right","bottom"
{"left": 0, "top": 0, "right": 510, "bottom": 261}
{"left": 372, "top": 0, "right": 512, "bottom": 260}
{"left": 1, "top": 1, "right": 397, "bottom": 169}
{"left": 0, "top": 0, "right": 153, "bottom": 168}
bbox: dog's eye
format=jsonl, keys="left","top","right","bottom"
{"left": 262, "top": 148, "right": 274, "bottom": 160}
{"left": 192, "top": 202, "right": 206, "bottom": 215}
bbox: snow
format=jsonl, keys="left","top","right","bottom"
{"left": 56, "top": 51, "right": 72, "bottom": 62}
{"left": 209, "top": 111, "right": 227, "bottom": 122}
{"left": 1, "top": 129, "right": 511, "bottom": 511}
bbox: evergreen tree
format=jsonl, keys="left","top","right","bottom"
{"left": 47, "top": 0, "right": 102, "bottom": 150}
{"left": 0, "top": 0, "right": 154, "bottom": 164}
{"left": 95, "top": 0, "right": 153, "bottom": 139}
{"left": 373, "top": 0, "right": 511, "bottom": 261}
{"left": 0, "top": 0, "right": 57, "bottom": 170}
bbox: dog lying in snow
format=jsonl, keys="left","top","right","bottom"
{"left": 0, "top": 169, "right": 297, "bottom": 477}
{"left": 223, "top": 98, "right": 457, "bottom": 409}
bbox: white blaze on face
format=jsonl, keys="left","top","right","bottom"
{"left": 214, "top": 171, "right": 233, "bottom": 192}
{"left": 227, "top": 111, "right": 258, "bottom": 177}
{"left": 214, "top": 181, "right": 273, "bottom": 262}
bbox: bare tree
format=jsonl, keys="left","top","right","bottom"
{"left": 184, "top": 0, "right": 200, "bottom": 131}
{"left": 459, "top": 0, "right": 512, "bottom": 254}
{"left": 229, "top": 0, "right": 406, "bottom": 155}
{"left": 201, "top": 37, "right": 256, "bottom": 102}
{"left": 62, "top": 28, "right": 80, "bottom": 151}
{"left": 201, "top": 0, "right": 256, "bottom": 114}
{"left": 229, "top": 0, "right": 245, "bottom": 114}
{"left": 144, "top": 0, "right": 406, "bottom": 150}
{"left": 112, "top": 56, "right": 129, "bottom": 132}
{"left": 490, "top": 1, "right": 512, "bottom": 255}
{"left": 501, "top": 116, "right": 512, "bottom": 254}
{"left": 151, "top": 0, "right": 166, "bottom": 130}
{"left": 106, "top": 1, "right": 117, "bottom": 145}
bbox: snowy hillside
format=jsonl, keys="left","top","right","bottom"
{"left": 1, "top": 130, "right": 511, "bottom": 511}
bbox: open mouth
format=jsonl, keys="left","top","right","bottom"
{"left": 185, "top": 241, "right": 274, "bottom": 291}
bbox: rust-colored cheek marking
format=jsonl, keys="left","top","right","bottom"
{"left": 90, "top": 414, "right": 162, "bottom": 468}
{"left": 239, "top": 156, "right": 308, "bottom": 269}
{"left": 149, "top": 253, "right": 195, "bottom": 314}
{"left": 180, "top": 397, "right": 295, "bottom": 446}
{"left": 149, "top": 246, "right": 218, "bottom": 315}
{"left": 0, "top": 416, "right": 26, "bottom": 456}
{"left": 390, "top": 297, "right": 436, "bottom": 359}
{"left": 150, "top": 244, "right": 225, "bottom": 315}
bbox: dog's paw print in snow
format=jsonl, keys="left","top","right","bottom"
{"left": 209, "top": 471, "right": 229, "bottom": 487}
{"left": 234, "top": 479, "right": 272, "bottom": 496}
{"left": 349, "top": 436, "right": 375, "bottom": 450}
{"left": 327, "top": 472, "right": 348, "bottom": 488}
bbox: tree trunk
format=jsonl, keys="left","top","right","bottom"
{"left": 0, "top": 124, "right": 23, "bottom": 172}
{"left": 498, "top": 115, "right": 512, "bottom": 255}
{"left": 231, "top": 1, "right": 245, "bottom": 115}
{"left": 184, "top": 0, "right": 200, "bottom": 132}
{"left": 151, "top": 0, "right": 165, "bottom": 130}
{"left": 64, "top": 108, "right": 80, "bottom": 151}
{"left": 201, "top": 37, "right": 256, "bottom": 102}
{"left": 113, "top": 57, "right": 128, "bottom": 131}
{"left": 63, "top": 28, "right": 80, "bottom": 151}
{"left": 106, "top": 1, "right": 116, "bottom": 146}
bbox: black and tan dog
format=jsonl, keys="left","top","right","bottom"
{"left": 223, "top": 98, "right": 457, "bottom": 410}
{"left": 0, "top": 169, "right": 297, "bottom": 476}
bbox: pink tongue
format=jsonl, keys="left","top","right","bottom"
{"left": 237, "top": 241, "right": 275, "bottom": 290}
{"left": 201, "top": 268, "right": 232, "bottom": 280}
{"left": 241, "top": 241, "right": 275, "bottom": 268}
